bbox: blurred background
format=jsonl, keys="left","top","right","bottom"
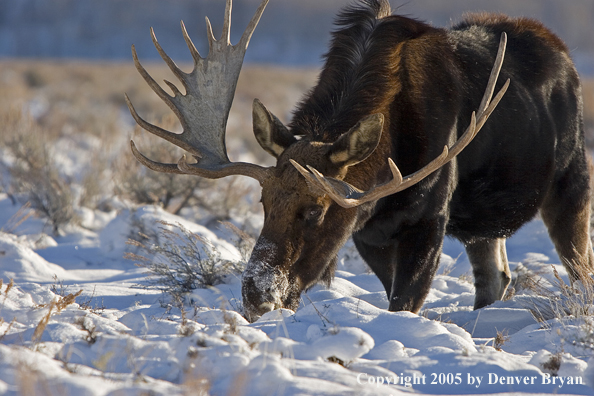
{"left": 1, "top": 0, "right": 594, "bottom": 74}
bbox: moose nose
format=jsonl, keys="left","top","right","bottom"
{"left": 258, "top": 301, "right": 276, "bottom": 313}
{"left": 243, "top": 296, "right": 278, "bottom": 323}
{"left": 241, "top": 275, "right": 274, "bottom": 322}
{"left": 241, "top": 264, "right": 289, "bottom": 322}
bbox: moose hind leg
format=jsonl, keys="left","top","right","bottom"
{"left": 541, "top": 158, "right": 594, "bottom": 281}
{"left": 466, "top": 238, "right": 511, "bottom": 309}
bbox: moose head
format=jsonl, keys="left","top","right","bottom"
{"left": 126, "top": 0, "right": 508, "bottom": 322}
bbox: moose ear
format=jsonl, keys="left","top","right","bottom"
{"left": 253, "top": 99, "right": 296, "bottom": 158}
{"left": 328, "top": 113, "right": 384, "bottom": 167}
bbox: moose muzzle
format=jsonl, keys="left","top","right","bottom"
{"left": 241, "top": 238, "right": 291, "bottom": 322}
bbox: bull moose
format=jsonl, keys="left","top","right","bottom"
{"left": 126, "top": 0, "right": 593, "bottom": 322}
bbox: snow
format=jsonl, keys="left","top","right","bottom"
{"left": 1, "top": 190, "right": 594, "bottom": 395}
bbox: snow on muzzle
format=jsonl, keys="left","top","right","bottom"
{"left": 241, "top": 238, "right": 291, "bottom": 322}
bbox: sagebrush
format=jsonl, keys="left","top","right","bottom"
{"left": 126, "top": 220, "right": 244, "bottom": 303}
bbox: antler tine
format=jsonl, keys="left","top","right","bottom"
{"left": 126, "top": 0, "right": 272, "bottom": 182}
{"left": 291, "top": 160, "right": 320, "bottom": 187}
{"left": 222, "top": 0, "right": 232, "bottom": 44}
{"left": 178, "top": 154, "right": 269, "bottom": 180}
{"left": 477, "top": 78, "right": 510, "bottom": 131}
{"left": 294, "top": 33, "right": 510, "bottom": 208}
{"left": 130, "top": 141, "right": 185, "bottom": 175}
{"left": 124, "top": 93, "right": 200, "bottom": 157}
{"left": 180, "top": 21, "right": 201, "bottom": 63}
{"left": 478, "top": 32, "right": 507, "bottom": 117}
{"left": 205, "top": 16, "right": 217, "bottom": 52}
{"left": 239, "top": 0, "right": 270, "bottom": 50}
{"left": 130, "top": 44, "right": 173, "bottom": 107}
{"left": 128, "top": 45, "right": 198, "bottom": 155}
{"left": 150, "top": 27, "right": 188, "bottom": 94}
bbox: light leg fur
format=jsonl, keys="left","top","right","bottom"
{"left": 541, "top": 200, "right": 594, "bottom": 283}
{"left": 541, "top": 156, "right": 594, "bottom": 284}
{"left": 466, "top": 238, "right": 511, "bottom": 309}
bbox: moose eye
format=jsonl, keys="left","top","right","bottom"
{"left": 303, "top": 206, "right": 324, "bottom": 223}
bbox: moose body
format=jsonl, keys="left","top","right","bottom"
{"left": 128, "top": 0, "right": 593, "bottom": 323}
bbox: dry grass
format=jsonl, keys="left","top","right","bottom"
{"left": 0, "top": 279, "right": 16, "bottom": 342}
{"left": 518, "top": 261, "right": 594, "bottom": 340}
{"left": 493, "top": 329, "right": 510, "bottom": 351}
{"left": 0, "top": 60, "right": 317, "bottom": 231}
{"left": 32, "top": 289, "right": 83, "bottom": 343}
{"left": 504, "top": 265, "right": 552, "bottom": 301}
{"left": 1, "top": 61, "right": 135, "bottom": 142}
{"left": 2, "top": 278, "right": 14, "bottom": 296}
{"left": 1, "top": 59, "right": 592, "bottom": 162}
{"left": 0, "top": 60, "right": 317, "bottom": 156}
{"left": 548, "top": 265, "right": 594, "bottom": 319}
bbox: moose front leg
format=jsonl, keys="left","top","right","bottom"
{"left": 388, "top": 218, "right": 446, "bottom": 313}
{"left": 465, "top": 238, "right": 511, "bottom": 309}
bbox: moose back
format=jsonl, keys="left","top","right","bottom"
{"left": 126, "top": 0, "right": 593, "bottom": 322}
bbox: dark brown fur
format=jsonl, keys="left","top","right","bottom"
{"left": 241, "top": 0, "right": 593, "bottom": 322}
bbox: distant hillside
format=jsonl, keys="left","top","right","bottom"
{"left": 1, "top": 0, "right": 593, "bottom": 74}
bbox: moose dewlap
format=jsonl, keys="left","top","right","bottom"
{"left": 127, "top": 0, "right": 593, "bottom": 323}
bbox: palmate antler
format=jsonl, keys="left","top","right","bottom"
{"left": 125, "top": 0, "right": 271, "bottom": 183}
{"left": 291, "top": 33, "right": 510, "bottom": 208}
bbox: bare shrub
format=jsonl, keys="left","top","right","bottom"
{"left": 541, "top": 352, "right": 562, "bottom": 375}
{"left": 493, "top": 329, "right": 510, "bottom": 351}
{"left": 0, "top": 279, "right": 17, "bottom": 342}
{"left": 220, "top": 221, "right": 256, "bottom": 265}
{"left": 192, "top": 177, "right": 259, "bottom": 225}
{"left": 50, "top": 275, "right": 69, "bottom": 297}
{"left": 113, "top": 117, "right": 211, "bottom": 214}
{"left": 125, "top": 221, "right": 242, "bottom": 303}
{"left": 504, "top": 265, "right": 552, "bottom": 301}
{"left": 77, "top": 286, "right": 106, "bottom": 316}
{"left": 26, "top": 176, "right": 77, "bottom": 235}
{"left": 0, "top": 202, "right": 34, "bottom": 233}
{"left": 23, "top": 69, "right": 47, "bottom": 89}
{"left": 176, "top": 296, "right": 194, "bottom": 337}
{"left": 115, "top": 119, "right": 260, "bottom": 223}
{"left": 1, "top": 108, "right": 78, "bottom": 234}
{"left": 78, "top": 153, "right": 112, "bottom": 210}
{"left": 74, "top": 316, "right": 98, "bottom": 345}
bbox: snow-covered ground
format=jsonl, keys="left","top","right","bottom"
{"left": 1, "top": 57, "right": 593, "bottom": 395}
{"left": 1, "top": 188, "right": 594, "bottom": 396}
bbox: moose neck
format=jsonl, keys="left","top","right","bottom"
{"left": 288, "top": 12, "right": 437, "bottom": 218}
{"left": 290, "top": 12, "right": 434, "bottom": 141}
